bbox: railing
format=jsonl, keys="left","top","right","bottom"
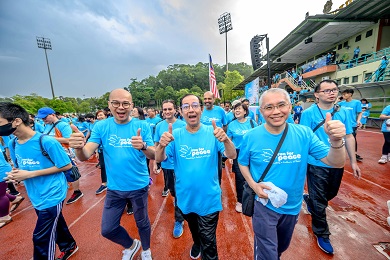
{"left": 338, "top": 47, "right": 390, "bottom": 71}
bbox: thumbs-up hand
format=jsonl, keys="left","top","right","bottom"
{"left": 324, "top": 112, "right": 346, "bottom": 141}
{"left": 159, "top": 123, "right": 174, "bottom": 147}
{"left": 212, "top": 119, "right": 228, "bottom": 142}
{"left": 131, "top": 128, "right": 145, "bottom": 150}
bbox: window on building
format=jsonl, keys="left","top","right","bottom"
{"left": 352, "top": 75, "right": 358, "bottom": 83}
{"left": 338, "top": 44, "right": 342, "bottom": 50}
{"left": 365, "top": 72, "right": 372, "bottom": 81}
{"left": 343, "top": 41, "right": 349, "bottom": 48}
{"left": 355, "top": 35, "right": 361, "bottom": 42}
{"left": 343, "top": 77, "right": 349, "bottom": 84}
{"left": 336, "top": 79, "right": 341, "bottom": 85}
{"left": 366, "top": 29, "right": 373, "bottom": 38}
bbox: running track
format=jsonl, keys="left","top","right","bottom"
{"left": 1, "top": 129, "right": 390, "bottom": 259}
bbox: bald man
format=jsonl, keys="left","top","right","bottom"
{"left": 69, "top": 89, "right": 154, "bottom": 260}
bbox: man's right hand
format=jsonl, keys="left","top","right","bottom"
{"left": 159, "top": 123, "right": 174, "bottom": 147}
{"left": 69, "top": 132, "right": 86, "bottom": 149}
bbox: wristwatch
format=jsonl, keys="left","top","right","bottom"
{"left": 141, "top": 142, "right": 148, "bottom": 150}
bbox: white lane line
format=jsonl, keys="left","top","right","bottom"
{"left": 344, "top": 169, "right": 390, "bottom": 191}
{"left": 68, "top": 195, "right": 106, "bottom": 228}
{"left": 150, "top": 196, "right": 168, "bottom": 235}
{"left": 225, "top": 166, "right": 254, "bottom": 250}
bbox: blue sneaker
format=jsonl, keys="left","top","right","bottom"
{"left": 173, "top": 221, "right": 184, "bottom": 238}
{"left": 317, "top": 236, "right": 334, "bottom": 254}
{"left": 303, "top": 194, "right": 312, "bottom": 215}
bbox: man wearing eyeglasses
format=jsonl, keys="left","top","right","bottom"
{"left": 300, "top": 79, "right": 361, "bottom": 254}
{"left": 37, "top": 107, "right": 84, "bottom": 205}
{"left": 69, "top": 89, "right": 155, "bottom": 260}
{"left": 238, "top": 88, "right": 346, "bottom": 260}
{"left": 338, "top": 89, "right": 363, "bottom": 162}
{"left": 153, "top": 100, "right": 186, "bottom": 239}
{"left": 156, "top": 94, "right": 236, "bottom": 260}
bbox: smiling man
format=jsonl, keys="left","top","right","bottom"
{"left": 300, "top": 80, "right": 361, "bottom": 254}
{"left": 156, "top": 94, "right": 236, "bottom": 260}
{"left": 68, "top": 89, "right": 154, "bottom": 260}
{"left": 238, "top": 88, "right": 346, "bottom": 259}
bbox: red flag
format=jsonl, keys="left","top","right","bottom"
{"left": 209, "top": 54, "right": 220, "bottom": 99}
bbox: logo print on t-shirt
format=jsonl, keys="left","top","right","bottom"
{"left": 261, "top": 149, "right": 301, "bottom": 163}
{"left": 17, "top": 154, "right": 41, "bottom": 166}
{"left": 179, "top": 145, "right": 211, "bottom": 159}
{"left": 108, "top": 134, "right": 133, "bottom": 148}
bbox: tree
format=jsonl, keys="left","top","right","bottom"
{"left": 223, "top": 70, "right": 245, "bottom": 101}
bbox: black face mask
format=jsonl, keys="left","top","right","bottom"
{"left": 0, "top": 122, "right": 16, "bottom": 136}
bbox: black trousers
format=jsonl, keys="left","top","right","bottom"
{"left": 163, "top": 168, "right": 184, "bottom": 222}
{"left": 306, "top": 164, "right": 344, "bottom": 238}
{"left": 382, "top": 132, "right": 390, "bottom": 154}
{"left": 98, "top": 151, "right": 107, "bottom": 183}
{"left": 352, "top": 127, "right": 358, "bottom": 152}
{"left": 182, "top": 211, "right": 219, "bottom": 260}
{"left": 232, "top": 149, "right": 245, "bottom": 203}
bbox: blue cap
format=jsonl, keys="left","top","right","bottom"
{"left": 36, "top": 107, "right": 55, "bottom": 118}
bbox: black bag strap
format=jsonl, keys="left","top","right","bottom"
{"left": 39, "top": 134, "right": 55, "bottom": 164}
{"left": 11, "top": 138, "right": 18, "bottom": 168}
{"left": 257, "top": 123, "right": 289, "bottom": 183}
{"left": 45, "top": 120, "right": 61, "bottom": 135}
{"left": 312, "top": 104, "right": 340, "bottom": 132}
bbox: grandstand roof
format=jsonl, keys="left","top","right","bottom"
{"left": 234, "top": 0, "right": 390, "bottom": 90}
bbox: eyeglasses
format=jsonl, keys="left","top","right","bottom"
{"left": 261, "top": 102, "right": 289, "bottom": 111}
{"left": 319, "top": 88, "right": 339, "bottom": 94}
{"left": 163, "top": 108, "right": 174, "bottom": 111}
{"left": 110, "top": 101, "right": 132, "bottom": 108}
{"left": 181, "top": 102, "right": 200, "bottom": 111}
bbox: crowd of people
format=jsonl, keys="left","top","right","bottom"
{"left": 0, "top": 80, "right": 389, "bottom": 260}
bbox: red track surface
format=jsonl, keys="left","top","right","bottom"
{"left": 1, "top": 128, "right": 390, "bottom": 259}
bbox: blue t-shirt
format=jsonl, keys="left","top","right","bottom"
{"left": 33, "top": 122, "right": 45, "bottom": 133}
{"left": 154, "top": 119, "right": 186, "bottom": 169}
{"left": 200, "top": 106, "right": 227, "bottom": 127}
{"left": 0, "top": 151, "right": 12, "bottom": 180}
{"left": 293, "top": 106, "right": 303, "bottom": 114}
{"left": 361, "top": 111, "right": 369, "bottom": 124}
{"left": 226, "top": 111, "right": 235, "bottom": 124}
{"left": 75, "top": 121, "right": 90, "bottom": 137}
{"left": 43, "top": 121, "right": 72, "bottom": 138}
{"left": 255, "top": 107, "right": 266, "bottom": 125}
{"left": 247, "top": 110, "right": 255, "bottom": 121}
{"left": 339, "top": 99, "right": 362, "bottom": 127}
{"left": 227, "top": 119, "right": 257, "bottom": 149}
{"left": 9, "top": 133, "right": 70, "bottom": 210}
{"left": 88, "top": 117, "right": 154, "bottom": 191}
{"left": 146, "top": 116, "right": 162, "bottom": 136}
{"left": 165, "top": 124, "right": 225, "bottom": 216}
{"left": 380, "top": 105, "right": 390, "bottom": 132}
{"left": 238, "top": 124, "right": 329, "bottom": 215}
{"left": 300, "top": 105, "right": 352, "bottom": 168}
{"left": 0, "top": 135, "right": 11, "bottom": 152}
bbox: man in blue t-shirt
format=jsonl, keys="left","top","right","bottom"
{"left": 300, "top": 80, "right": 361, "bottom": 254}
{"left": 1, "top": 102, "right": 78, "bottom": 260}
{"left": 156, "top": 94, "right": 236, "bottom": 260}
{"left": 339, "top": 89, "right": 363, "bottom": 161}
{"left": 146, "top": 107, "right": 162, "bottom": 174}
{"left": 201, "top": 91, "right": 228, "bottom": 185}
{"left": 37, "top": 106, "right": 84, "bottom": 205}
{"left": 238, "top": 88, "right": 346, "bottom": 260}
{"left": 69, "top": 89, "right": 155, "bottom": 259}
{"left": 292, "top": 102, "right": 303, "bottom": 123}
{"left": 153, "top": 99, "right": 186, "bottom": 239}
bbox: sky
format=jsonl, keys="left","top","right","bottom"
{"left": 0, "top": 0, "right": 346, "bottom": 98}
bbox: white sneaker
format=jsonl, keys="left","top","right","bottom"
{"left": 122, "top": 239, "right": 141, "bottom": 260}
{"left": 378, "top": 156, "right": 387, "bottom": 164}
{"left": 235, "top": 202, "right": 242, "bottom": 213}
{"left": 387, "top": 200, "right": 390, "bottom": 215}
{"left": 141, "top": 249, "right": 152, "bottom": 260}
{"left": 387, "top": 217, "right": 390, "bottom": 226}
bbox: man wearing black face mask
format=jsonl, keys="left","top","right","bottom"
{"left": 0, "top": 102, "right": 79, "bottom": 260}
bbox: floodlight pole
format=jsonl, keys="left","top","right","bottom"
{"left": 266, "top": 35, "right": 271, "bottom": 88}
{"left": 36, "top": 37, "right": 55, "bottom": 99}
{"left": 218, "top": 12, "right": 233, "bottom": 72}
